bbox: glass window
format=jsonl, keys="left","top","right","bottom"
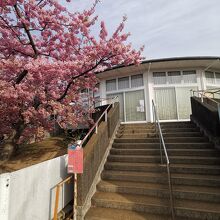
{"left": 167, "top": 71, "right": 181, "bottom": 84}
{"left": 153, "top": 72, "right": 166, "bottom": 84}
{"left": 107, "top": 93, "right": 124, "bottom": 121}
{"left": 125, "top": 90, "right": 146, "bottom": 121}
{"left": 183, "top": 70, "right": 197, "bottom": 83}
{"left": 94, "top": 83, "right": 100, "bottom": 97}
{"left": 131, "top": 74, "right": 143, "bottom": 88}
{"left": 106, "top": 79, "right": 116, "bottom": 91}
{"left": 205, "top": 71, "right": 215, "bottom": 84}
{"left": 81, "top": 88, "right": 88, "bottom": 94}
{"left": 118, "top": 77, "right": 129, "bottom": 90}
{"left": 154, "top": 88, "right": 177, "bottom": 120}
{"left": 215, "top": 72, "right": 220, "bottom": 84}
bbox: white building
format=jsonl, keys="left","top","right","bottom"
{"left": 95, "top": 56, "right": 220, "bottom": 123}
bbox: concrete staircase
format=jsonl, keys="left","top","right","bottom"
{"left": 85, "top": 122, "right": 220, "bottom": 220}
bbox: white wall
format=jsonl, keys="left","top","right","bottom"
{"left": 0, "top": 155, "right": 73, "bottom": 220}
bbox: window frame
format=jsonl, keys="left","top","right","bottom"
{"left": 105, "top": 74, "right": 144, "bottom": 93}
{"left": 152, "top": 70, "right": 197, "bottom": 85}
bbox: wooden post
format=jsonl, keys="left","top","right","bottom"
{"left": 53, "top": 185, "right": 60, "bottom": 220}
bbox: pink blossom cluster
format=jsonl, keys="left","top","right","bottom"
{"left": 0, "top": 0, "right": 143, "bottom": 145}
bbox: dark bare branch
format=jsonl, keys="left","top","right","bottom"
{"left": 15, "top": 70, "right": 28, "bottom": 84}
{"left": 57, "top": 54, "right": 114, "bottom": 102}
{"left": 14, "top": 4, "right": 38, "bottom": 58}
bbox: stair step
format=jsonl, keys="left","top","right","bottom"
{"left": 112, "top": 142, "right": 214, "bottom": 149}
{"left": 114, "top": 137, "right": 209, "bottom": 143}
{"left": 108, "top": 155, "right": 220, "bottom": 165}
{"left": 97, "top": 180, "right": 220, "bottom": 203}
{"left": 110, "top": 148, "right": 219, "bottom": 157}
{"left": 104, "top": 162, "right": 220, "bottom": 175}
{"left": 119, "top": 127, "right": 200, "bottom": 133}
{"left": 92, "top": 191, "right": 220, "bottom": 219}
{"left": 120, "top": 122, "right": 195, "bottom": 129}
{"left": 86, "top": 122, "right": 220, "bottom": 220}
{"left": 102, "top": 170, "right": 220, "bottom": 187}
{"left": 85, "top": 207, "right": 176, "bottom": 220}
{"left": 116, "top": 132, "right": 203, "bottom": 138}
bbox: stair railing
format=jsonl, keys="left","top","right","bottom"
{"left": 152, "top": 100, "right": 175, "bottom": 220}
{"left": 53, "top": 96, "right": 118, "bottom": 220}
{"left": 191, "top": 88, "right": 220, "bottom": 120}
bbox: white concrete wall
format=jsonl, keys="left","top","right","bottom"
{"left": 0, "top": 155, "right": 73, "bottom": 220}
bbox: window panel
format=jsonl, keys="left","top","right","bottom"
{"left": 94, "top": 84, "right": 100, "bottom": 98}
{"left": 106, "top": 79, "right": 116, "bottom": 91}
{"left": 176, "top": 87, "right": 197, "bottom": 119}
{"left": 205, "top": 71, "right": 215, "bottom": 84}
{"left": 118, "top": 77, "right": 129, "bottom": 90}
{"left": 167, "top": 71, "right": 181, "bottom": 84}
{"left": 154, "top": 88, "right": 177, "bottom": 120}
{"left": 153, "top": 72, "right": 166, "bottom": 84}
{"left": 131, "top": 74, "right": 143, "bottom": 88}
{"left": 215, "top": 72, "right": 220, "bottom": 84}
{"left": 107, "top": 93, "right": 124, "bottom": 121}
{"left": 125, "top": 90, "right": 145, "bottom": 121}
{"left": 183, "top": 70, "right": 197, "bottom": 83}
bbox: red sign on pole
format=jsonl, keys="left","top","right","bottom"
{"left": 68, "top": 148, "right": 83, "bottom": 174}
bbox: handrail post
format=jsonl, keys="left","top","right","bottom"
{"left": 167, "top": 163, "right": 175, "bottom": 220}
{"left": 152, "top": 100, "right": 175, "bottom": 220}
{"left": 159, "top": 134, "right": 163, "bottom": 164}
{"left": 53, "top": 185, "right": 60, "bottom": 220}
{"left": 105, "top": 112, "right": 107, "bottom": 122}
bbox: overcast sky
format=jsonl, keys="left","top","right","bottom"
{"left": 63, "top": 0, "right": 220, "bottom": 59}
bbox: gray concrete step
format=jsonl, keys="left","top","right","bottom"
{"left": 118, "top": 127, "right": 200, "bottom": 133}
{"left": 97, "top": 180, "right": 220, "bottom": 203}
{"left": 92, "top": 191, "right": 220, "bottom": 219}
{"left": 108, "top": 155, "right": 220, "bottom": 165}
{"left": 104, "top": 162, "right": 220, "bottom": 175}
{"left": 102, "top": 170, "right": 220, "bottom": 187}
{"left": 85, "top": 207, "right": 180, "bottom": 220}
{"left": 116, "top": 132, "right": 203, "bottom": 138}
{"left": 112, "top": 142, "right": 214, "bottom": 149}
{"left": 110, "top": 148, "right": 219, "bottom": 157}
{"left": 114, "top": 137, "right": 209, "bottom": 143}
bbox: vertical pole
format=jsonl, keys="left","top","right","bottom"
{"left": 167, "top": 164, "right": 175, "bottom": 220}
{"left": 53, "top": 185, "right": 60, "bottom": 220}
{"left": 73, "top": 173, "right": 77, "bottom": 220}
{"left": 95, "top": 125, "right": 98, "bottom": 134}
{"left": 105, "top": 111, "right": 107, "bottom": 122}
{"left": 159, "top": 134, "right": 163, "bottom": 164}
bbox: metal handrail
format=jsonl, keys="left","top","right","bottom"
{"left": 53, "top": 96, "right": 118, "bottom": 220}
{"left": 191, "top": 88, "right": 220, "bottom": 104}
{"left": 73, "top": 96, "right": 117, "bottom": 220}
{"left": 80, "top": 96, "right": 118, "bottom": 147}
{"left": 152, "top": 100, "right": 175, "bottom": 220}
{"left": 191, "top": 88, "right": 220, "bottom": 121}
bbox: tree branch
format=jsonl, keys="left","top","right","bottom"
{"left": 15, "top": 70, "right": 28, "bottom": 84}
{"left": 57, "top": 54, "right": 114, "bottom": 102}
{"left": 14, "top": 4, "right": 38, "bottom": 58}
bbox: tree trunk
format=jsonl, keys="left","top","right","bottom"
{"left": 0, "top": 121, "right": 25, "bottom": 160}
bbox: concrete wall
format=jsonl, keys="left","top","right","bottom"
{"left": 0, "top": 155, "right": 73, "bottom": 220}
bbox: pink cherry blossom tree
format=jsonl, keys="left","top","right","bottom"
{"left": 0, "top": 0, "right": 143, "bottom": 154}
